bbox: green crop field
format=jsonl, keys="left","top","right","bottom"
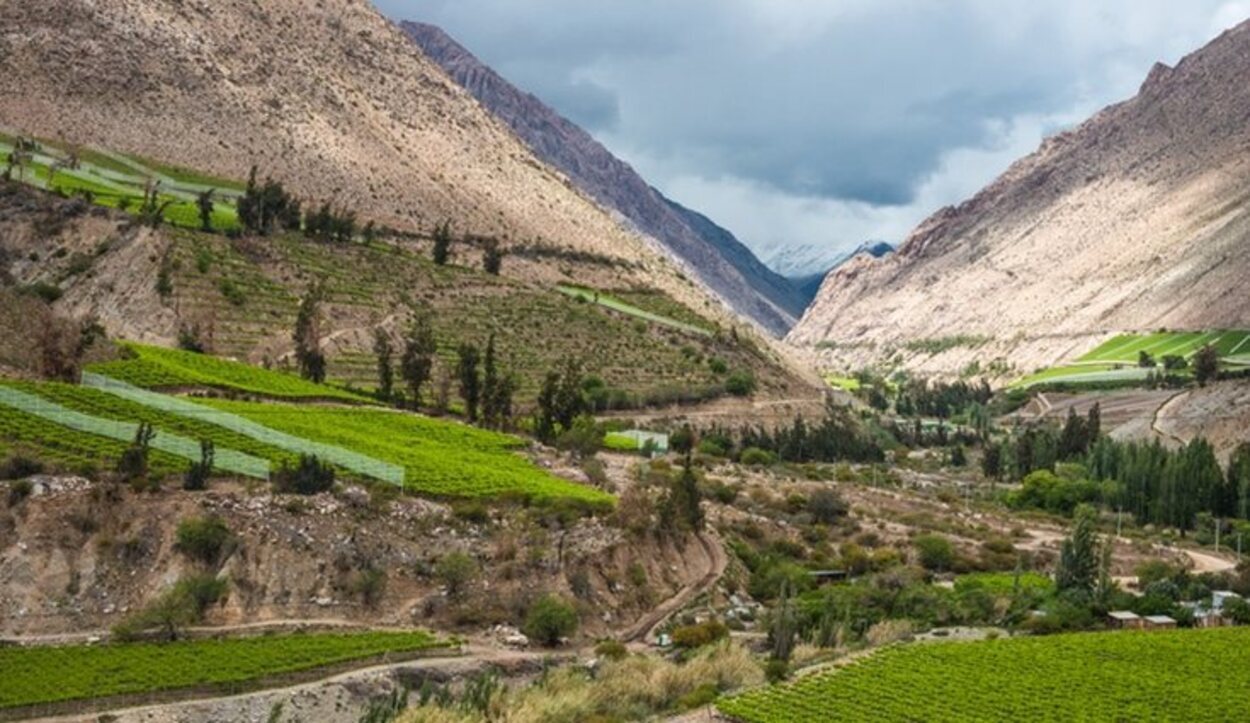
{"left": 0, "top": 631, "right": 448, "bottom": 710}
{"left": 603, "top": 432, "right": 640, "bottom": 452}
{"left": 718, "top": 628, "right": 1250, "bottom": 722}
{"left": 1013, "top": 330, "right": 1250, "bottom": 389}
{"left": 88, "top": 343, "right": 371, "bottom": 402}
{"left": 197, "top": 399, "right": 614, "bottom": 506}
{"left": 556, "top": 284, "right": 714, "bottom": 337}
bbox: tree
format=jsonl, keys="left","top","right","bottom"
{"left": 981, "top": 444, "right": 1003, "bottom": 480}
{"left": 118, "top": 422, "right": 156, "bottom": 482}
{"left": 432, "top": 221, "right": 452, "bottom": 265}
{"left": 669, "top": 425, "right": 696, "bottom": 457}
{"left": 1086, "top": 402, "right": 1102, "bottom": 442}
{"left": 523, "top": 594, "right": 578, "bottom": 647}
{"left": 725, "top": 370, "right": 757, "bottom": 397}
{"left": 183, "top": 440, "right": 214, "bottom": 491}
{"left": 1138, "top": 350, "right": 1156, "bottom": 368}
{"left": 666, "top": 461, "right": 704, "bottom": 531}
{"left": 293, "top": 286, "right": 326, "bottom": 383}
{"left": 807, "top": 488, "right": 848, "bottom": 525}
{"left": 456, "top": 342, "right": 482, "bottom": 422}
{"left": 949, "top": 444, "right": 968, "bottom": 467}
{"left": 273, "top": 454, "right": 335, "bottom": 495}
{"left": 372, "top": 328, "right": 395, "bottom": 402}
{"left": 913, "top": 534, "right": 954, "bottom": 572}
{"left": 1056, "top": 504, "right": 1099, "bottom": 594}
{"left": 482, "top": 238, "right": 503, "bottom": 275}
{"left": 1194, "top": 344, "right": 1219, "bottom": 386}
{"left": 769, "top": 579, "right": 796, "bottom": 663}
{"left": 400, "top": 312, "right": 437, "bottom": 408}
{"left": 436, "top": 552, "right": 478, "bottom": 599}
{"left": 556, "top": 414, "right": 604, "bottom": 459}
{"left": 535, "top": 371, "right": 560, "bottom": 443}
{"left": 1230, "top": 443, "right": 1250, "bottom": 521}
{"left": 175, "top": 515, "right": 233, "bottom": 565}
{"left": 480, "top": 333, "right": 500, "bottom": 427}
{"left": 237, "top": 166, "right": 300, "bottom": 235}
{"left": 196, "top": 189, "right": 215, "bottom": 232}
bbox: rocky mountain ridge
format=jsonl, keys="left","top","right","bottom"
{"left": 790, "top": 19, "right": 1250, "bottom": 378}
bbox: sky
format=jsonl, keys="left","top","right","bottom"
{"left": 376, "top": 1, "right": 1250, "bottom": 266}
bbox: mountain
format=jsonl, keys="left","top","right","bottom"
{"left": 761, "top": 241, "right": 885, "bottom": 279}
{"left": 790, "top": 20, "right": 1250, "bottom": 377}
{"left": 0, "top": 0, "right": 815, "bottom": 401}
{"left": 786, "top": 242, "right": 894, "bottom": 304}
{"left": 402, "top": 21, "right": 810, "bottom": 335}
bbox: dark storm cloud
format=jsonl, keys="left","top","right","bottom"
{"left": 376, "top": 0, "right": 1247, "bottom": 253}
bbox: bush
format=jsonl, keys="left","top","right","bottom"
{"left": 764, "top": 658, "right": 789, "bottom": 683}
{"left": 0, "top": 455, "right": 44, "bottom": 481}
{"left": 594, "top": 639, "right": 628, "bottom": 661}
{"left": 351, "top": 567, "right": 387, "bottom": 608}
{"left": 913, "top": 534, "right": 954, "bottom": 572}
{"left": 273, "top": 454, "right": 335, "bottom": 495}
{"left": 739, "top": 448, "right": 775, "bottom": 467}
{"left": 436, "top": 552, "right": 479, "bottom": 599}
{"left": 174, "top": 515, "right": 233, "bottom": 565}
{"left": 671, "top": 620, "right": 729, "bottom": 649}
{"left": 523, "top": 594, "right": 578, "bottom": 647}
{"left": 6, "top": 479, "right": 33, "bottom": 507}
{"left": 725, "top": 370, "right": 757, "bottom": 397}
{"left": 807, "top": 488, "right": 848, "bottom": 525}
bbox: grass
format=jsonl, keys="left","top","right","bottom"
{"left": 1011, "top": 329, "right": 1250, "bottom": 389}
{"left": 0, "top": 631, "right": 447, "bottom": 710}
{"left": 197, "top": 398, "right": 615, "bottom": 506}
{"left": 603, "top": 432, "right": 640, "bottom": 452}
{"left": 88, "top": 343, "right": 372, "bottom": 402}
{"left": 825, "top": 375, "right": 862, "bottom": 392}
{"left": 719, "top": 627, "right": 1250, "bottom": 722}
{"left": 556, "top": 284, "right": 714, "bottom": 337}
{"left": 952, "top": 571, "right": 1054, "bottom": 596}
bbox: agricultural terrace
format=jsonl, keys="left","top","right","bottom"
{"left": 556, "top": 284, "right": 715, "bottom": 337}
{"left": 0, "top": 631, "right": 448, "bottom": 711}
{"left": 1013, "top": 330, "right": 1250, "bottom": 389}
{"left": 88, "top": 343, "right": 371, "bottom": 402}
{"left": 197, "top": 398, "right": 615, "bottom": 506}
{"left": 718, "top": 627, "right": 1250, "bottom": 722}
{"left": 0, "top": 134, "right": 243, "bottom": 231}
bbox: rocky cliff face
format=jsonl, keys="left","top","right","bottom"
{"left": 790, "top": 20, "right": 1250, "bottom": 377}
{"left": 403, "top": 21, "right": 809, "bottom": 335}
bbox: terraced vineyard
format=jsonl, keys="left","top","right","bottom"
{"left": 0, "top": 631, "right": 448, "bottom": 711}
{"left": 88, "top": 343, "right": 370, "bottom": 402}
{"left": 556, "top": 284, "right": 714, "bottom": 337}
{"left": 1014, "top": 330, "right": 1250, "bottom": 389}
{"left": 0, "top": 133, "right": 243, "bottom": 231}
{"left": 198, "top": 398, "right": 614, "bottom": 506}
{"left": 718, "top": 628, "right": 1250, "bottom": 722}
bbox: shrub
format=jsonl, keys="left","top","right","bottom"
{"left": 6, "top": 479, "right": 33, "bottom": 507}
{"left": 436, "top": 552, "right": 479, "bottom": 599}
{"left": 807, "top": 488, "right": 848, "bottom": 525}
{"left": 183, "top": 440, "right": 214, "bottom": 491}
{"left": 523, "top": 594, "right": 578, "bottom": 647}
{"left": 0, "top": 455, "right": 43, "bottom": 481}
{"left": 594, "top": 639, "right": 628, "bottom": 661}
{"left": 174, "top": 515, "right": 233, "bottom": 565}
{"left": 671, "top": 620, "right": 729, "bottom": 649}
{"left": 708, "top": 358, "right": 728, "bottom": 374}
{"left": 725, "top": 371, "right": 757, "bottom": 397}
{"left": 272, "top": 454, "right": 335, "bottom": 495}
{"left": 351, "top": 568, "right": 388, "bottom": 608}
{"left": 913, "top": 534, "right": 954, "bottom": 572}
{"left": 739, "top": 448, "right": 775, "bottom": 467}
{"left": 764, "top": 658, "right": 789, "bottom": 683}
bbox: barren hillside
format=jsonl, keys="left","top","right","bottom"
{"left": 0, "top": 0, "right": 725, "bottom": 318}
{"left": 790, "top": 20, "right": 1250, "bottom": 378}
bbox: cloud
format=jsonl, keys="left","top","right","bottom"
{"left": 377, "top": 0, "right": 1248, "bottom": 260}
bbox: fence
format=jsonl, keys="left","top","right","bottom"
{"left": 0, "top": 385, "right": 269, "bottom": 479}
{"left": 82, "top": 373, "right": 405, "bottom": 486}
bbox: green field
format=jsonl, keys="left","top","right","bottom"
{"left": 1, "top": 135, "right": 242, "bottom": 231}
{"left": 88, "top": 343, "right": 371, "bottom": 402}
{"left": 718, "top": 628, "right": 1250, "bottom": 722}
{"left": 556, "top": 285, "right": 714, "bottom": 337}
{"left": 198, "top": 398, "right": 614, "bottom": 505}
{"left": 0, "top": 631, "right": 447, "bottom": 710}
{"left": 1013, "top": 330, "right": 1250, "bottom": 388}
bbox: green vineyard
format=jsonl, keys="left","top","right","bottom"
{"left": 88, "top": 343, "right": 371, "bottom": 402}
{"left": 0, "top": 631, "right": 448, "bottom": 710}
{"left": 1014, "top": 329, "right": 1250, "bottom": 389}
{"left": 718, "top": 628, "right": 1250, "bottom": 722}
{"left": 199, "top": 399, "right": 615, "bottom": 506}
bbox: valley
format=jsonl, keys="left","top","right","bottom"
{"left": 0, "top": 2, "right": 1249, "bottom": 722}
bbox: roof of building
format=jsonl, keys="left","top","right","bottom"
{"left": 1145, "top": 615, "right": 1177, "bottom": 624}
{"left": 1108, "top": 611, "right": 1141, "bottom": 620}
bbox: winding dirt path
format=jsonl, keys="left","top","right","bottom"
{"left": 620, "top": 531, "right": 728, "bottom": 644}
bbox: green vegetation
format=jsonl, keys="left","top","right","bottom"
{"left": 556, "top": 284, "right": 714, "bottom": 337}
{"left": 1013, "top": 330, "right": 1250, "bottom": 389}
{"left": 0, "top": 631, "right": 447, "bottom": 710}
{"left": 718, "top": 628, "right": 1250, "bottom": 722}
{"left": 198, "top": 398, "right": 613, "bottom": 505}
{"left": 903, "top": 335, "right": 992, "bottom": 355}
{"left": 603, "top": 432, "right": 640, "bottom": 452}
{"left": 88, "top": 343, "right": 369, "bottom": 402}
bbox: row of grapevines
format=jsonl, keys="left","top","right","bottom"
{"left": 718, "top": 627, "right": 1250, "bottom": 722}
{"left": 0, "top": 631, "right": 449, "bottom": 709}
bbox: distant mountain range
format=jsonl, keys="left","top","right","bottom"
{"left": 403, "top": 21, "right": 814, "bottom": 336}
{"left": 790, "top": 19, "right": 1250, "bottom": 376}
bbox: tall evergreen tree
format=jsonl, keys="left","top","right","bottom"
{"left": 535, "top": 371, "right": 560, "bottom": 443}
{"left": 432, "top": 221, "right": 452, "bottom": 265}
{"left": 196, "top": 189, "right": 215, "bottom": 232}
{"left": 456, "top": 342, "right": 482, "bottom": 423}
{"left": 372, "top": 327, "right": 394, "bottom": 402}
{"left": 400, "top": 312, "right": 437, "bottom": 409}
{"left": 1194, "top": 344, "right": 1220, "bottom": 386}
{"left": 1056, "top": 504, "right": 1098, "bottom": 594}
{"left": 481, "top": 333, "right": 499, "bottom": 427}
{"left": 293, "top": 286, "right": 326, "bottom": 383}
